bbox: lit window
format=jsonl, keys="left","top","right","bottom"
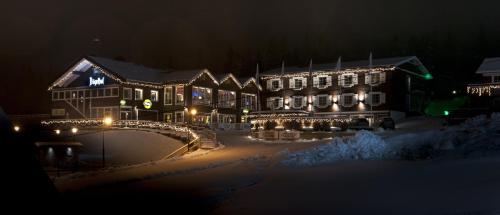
{"left": 192, "top": 86, "right": 212, "bottom": 106}
{"left": 175, "top": 85, "right": 184, "bottom": 105}
{"left": 218, "top": 90, "right": 236, "bottom": 108}
{"left": 241, "top": 93, "right": 256, "bottom": 110}
{"left": 135, "top": 88, "right": 143, "bottom": 100}
{"left": 151, "top": 90, "right": 159, "bottom": 102}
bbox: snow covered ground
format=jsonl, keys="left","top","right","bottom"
{"left": 283, "top": 114, "right": 500, "bottom": 166}
{"left": 55, "top": 117, "right": 500, "bottom": 214}
{"left": 73, "top": 129, "right": 184, "bottom": 166}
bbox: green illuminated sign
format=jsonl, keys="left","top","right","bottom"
{"left": 444, "top": 110, "right": 449, "bottom": 116}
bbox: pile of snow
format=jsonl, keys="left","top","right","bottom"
{"left": 283, "top": 131, "right": 391, "bottom": 166}
{"left": 283, "top": 114, "right": 500, "bottom": 166}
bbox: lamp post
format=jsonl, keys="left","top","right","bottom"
{"left": 102, "top": 117, "right": 113, "bottom": 168}
{"left": 71, "top": 127, "right": 78, "bottom": 141}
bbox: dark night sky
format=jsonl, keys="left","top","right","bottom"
{"left": 3, "top": 0, "right": 500, "bottom": 114}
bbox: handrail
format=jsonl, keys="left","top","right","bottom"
{"left": 162, "top": 136, "right": 200, "bottom": 160}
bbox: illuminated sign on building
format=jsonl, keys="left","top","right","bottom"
{"left": 143, "top": 99, "right": 152, "bottom": 109}
{"left": 89, "top": 77, "right": 105, "bottom": 87}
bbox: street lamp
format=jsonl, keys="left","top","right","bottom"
{"left": 71, "top": 127, "right": 78, "bottom": 141}
{"left": 102, "top": 117, "right": 113, "bottom": 168}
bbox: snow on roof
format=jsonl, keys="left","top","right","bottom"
{"left": 87, "top": 56, "right": 171, "bottom": 84}
{"left": 261, "top": 56, "right": 420, "bottom": 75}
{"left": 476, "top": 58, "right": 500, "bottom": 74}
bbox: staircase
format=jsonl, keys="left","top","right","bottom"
{"left": 198, "top": 129, "right": 218, "bottom": 149}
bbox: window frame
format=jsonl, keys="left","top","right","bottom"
{"left": 134, "top": 88, "right": 143, "bottom": 100}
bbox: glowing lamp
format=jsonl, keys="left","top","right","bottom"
{"left": 103, "top": 117, "right": 113, "bottom": 126}
{"left": 190, "top": 109, "right": 197, "bottom": 115}
{"left": 71, "top": 127, "right": 78, "bottom": 134}
{"left": 55, "top": 129, "right": 61, "bottom": 135}
{"left": 13, "top": 126, "right": 20, "bottom": 132}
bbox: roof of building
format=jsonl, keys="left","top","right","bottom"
{"left": 476, "top": 58, "right": 500, "bottom": 74}
{"left": 261, "top": 56, "right": 422, "bottom": 75}
{"left": 87, "top": 56, "right": 171, "bottom": 84}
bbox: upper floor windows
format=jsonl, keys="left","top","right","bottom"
{"left": 313, "top": 75, "right": 332, "bottom": 89}
{"left": 134, "top": 88, "right": 143, "bottom": 100}
{"left": 365, "top": 72, "right": 386, "bottom": 85}
{"left": 175, "top": 85, "right": 184, "bottom": 105}
{"left": 339, "top": 73, "right": 358, "bottom": 88}
{"left": 150, "top": 90, "right": 159, "bottom": 102}
{"left": 164, "top": 87, "right": 173, "bottom": 105}
{"left": 218, "top": 90, "right": 236, "bottom": 108}
{"left": 192, "top": 86, "right": 212, "bottom": 106}
{"left": 267, "top": 79, "right": 283, "bottom": 91}
{"left": 123, "top": 88, "right": 132, "bottom": 100}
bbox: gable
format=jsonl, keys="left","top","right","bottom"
{"left": 219, "top": 74, "right": 242, "bottom": 90}
{"left": 190, "top": 71, "right": 219, "bottom": 88}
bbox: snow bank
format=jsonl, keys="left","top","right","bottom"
{"left": 283, "top": 114, "right": 500, "bottom": 166}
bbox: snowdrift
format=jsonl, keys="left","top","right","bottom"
{"left": 283, "top": 114, "right": 500, "bottom": 166}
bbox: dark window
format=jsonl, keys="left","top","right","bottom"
{"left": 319, "top": 96, "right": 327, "bottom": 106}
{"left": 294, "top": 97, "right": 302, "bottom": 108}
{"left": 344, "top": 76, "right": 353, "bottom": 85}
{"left": 105, "top": 88, "right": 111, "bottom": 97}
{"left": 272, "top": 80, "right": 280, "bottom": 89}
{"left": 319, "top": 77, "right": 327, "bottom": 87}
{"left": 372, "top": 94, "right": 380, "bottom": 104}
{"left": 112, "top": 88, "right": 118, "bottom": 96}
{"left": 494, "top": 76, "right": 500, "bottom": 83}
{"left": 294, "top": 79, "right": 303, "bottom": 89}
{"left": 344, "top": 95, "right": 353, "bottom": 105}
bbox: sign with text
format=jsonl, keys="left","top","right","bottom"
{"left": 89, "top": 76, "right": 105, "bottom": 87}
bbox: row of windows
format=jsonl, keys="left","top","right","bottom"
{"left": 267, "top": 92, "right": 386, "bottom": 109}
{"left": 267, "top": 72, "right": 385, "bottom": 91}
{"left": 122, "top": 88, "right": 159, "bottom": 102}
{"left": 52, "top": 87, "right": 119, "bottom": 100}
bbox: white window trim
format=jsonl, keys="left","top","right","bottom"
{"left": 290, "top": 77, "right": 305, "bottom": 90}
{"left": 291, "top": 96, "right": 305, "bottom": 109}
{"left": 123, "top": 88, "right": 132, "bottom": 100}
{"left": 150, "top": 90, "right": 159, "bottom": 102}
{"left": 341, "top": 93, "right": 356, "bottom": 107}
{"left": 365, "top": 71, "right": 385, "bottom": 86}
{"left": 268, "top": 79, "right": 283, "bottom": 91}
{"left": 367, "top": 92, "right": 385, "bottom": 106}
{"left": 314, "top": 75, "right": 332, "bottom": 89}
{"left": 134, "top": 88, "right": 143, "bottom": 100}
{"left": 241, "top": 93, "right": 257, "bottom": 110}
{"left": 340, "top": 73, "right": 356, "bottom": 88}
{"left": 315, "top": 94, "right": 331, "bottom": 108}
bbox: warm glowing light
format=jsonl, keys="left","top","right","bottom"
{"left": 190, "top": 109, "right": 197, "bottom": 115}
{"left": 55, "top": 129, "right": 61, "bottom": 135}
{"left": 13, "top": 126, "right": 20, "bottom": 132}
{"left": 103, "top": 117, "right": 113, "bottom": 126}
{"left": 71, "top": 127, "right": 78, "bottom": 134}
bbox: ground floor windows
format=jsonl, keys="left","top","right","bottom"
{"left": 174, "top": 111, "right": 184, "bottom": 123}
{"left": 314, "top": 95, "right": 331, "bottom": 108}
{"left": 164, "top": 113, "right": 172, "bottom": 123}
{"left": 218, "top": 114, "right": 236, "bottom": 123}
{"left": 367, "top": 92, "right": 386, "bottom": 106}
{"left": 266, "top": 97, "right": 283, "bottom": 109}
{"left": 292, "top": 96, "right": 306, "bottom": 109}
{"left": 341, "top": 94, "right": 355, "bottom": 107}
{"left": 90, "top": 106, "right": 119, "bottom": 119}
